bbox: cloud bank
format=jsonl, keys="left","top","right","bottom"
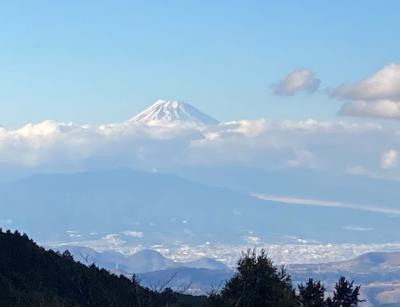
{"left": 339, "top": 99, "right": 400, "bottom": 120}
{"left": 0, "top": 116, "right": 399, "bottom": 180}
{"left": 273, "top": 69, "right": 321, "bottom": 96}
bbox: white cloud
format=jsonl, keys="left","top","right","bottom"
{"left": 381, "top": 150, "right": 398, "bottom": 169}
{"left": 339, "top": 99, "right": 400, "bottom": 120}
{"left": 0, "top": 117, "right": 399, "bottom": 180}
{"left": 253, "top": 193, "right": 400, "bottom": 215}
{"left": 273, "top": 68, "right": 321, "bottom": 96}
{"left": 334, "top": 64, "right": 400, "bottom": 101}
{"left": 334, "top": 64, "right": 400, "bottom": 120}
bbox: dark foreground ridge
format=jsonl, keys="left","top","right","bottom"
{"left": 0, "top": 229, "right": 362, "bottom": 307}
{"left": 0, "top": 229, "right": 205, "bottom": 307}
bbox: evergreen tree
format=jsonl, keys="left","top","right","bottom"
{"left": 326, "top": 277, "right": 363, "bottom": 307}
{"left": 298, "top": 278, "right": 326, "bottom": 307}
{"left": 210, "top": 249, "right": 298, "bottom": 307}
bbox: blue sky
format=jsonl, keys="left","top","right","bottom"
{"left": 1, "top": 1, "right": 400, "bottom": 127}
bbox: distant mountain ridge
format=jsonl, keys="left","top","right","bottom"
{"left": 289, "top": 251, "right": 400, "bottom": 275}
{"left": 130, "top": 100, "right": 218, "bottom": 126}
{"left": 57, "top": 245, "right": 233, "bottom": 295}
{"left": 58, "top": 246, "right": 229, "bottom": 274}
{"left": 289, "top": 251, "right": 400, "bottom": 306}
{"left": 2, "top": 168, "right": 399, "bottom": 245}
{"left": 60, "top": 245, "right": 400, "bottom": 303}
{"left": 138, "top": 250, "right": 400, "bottom": 301}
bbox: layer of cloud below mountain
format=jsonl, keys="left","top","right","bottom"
{"left": 0, "top": 116, "right": 399, "bottom": 181}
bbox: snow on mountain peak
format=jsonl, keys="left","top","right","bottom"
{"left": 130, "top": 100, "right": 218, "bottom": 126}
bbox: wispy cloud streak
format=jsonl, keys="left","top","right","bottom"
{"left": 252, "top": 193, "right": 400, "bottom": 215}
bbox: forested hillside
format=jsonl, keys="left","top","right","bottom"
{"left": 0, "top": 229, "right": 205, "bottom": 307}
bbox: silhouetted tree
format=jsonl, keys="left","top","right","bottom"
{"left": 298, "top": 278, "right": 326, "bottom": 307}
{"left": 209, "top": 249, "right": 297, "bottom": 307}
{"left": 326, "top": 277, "right": 363, "bottom": 307}
{"left": 205, "top": 290, "right": 225, "bottom": 307}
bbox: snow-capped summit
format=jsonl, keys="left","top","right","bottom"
{"left": 130, "top": 100, "right": 218, "bottom": 126}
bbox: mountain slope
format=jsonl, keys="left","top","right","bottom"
{"left": 66, "top": 247, "right": 176, "bottom": 274}
{"left": 0, "top": 230, "right": 205, "bottom": 307}
{"left": 1, "top": 169, "right": 400, "bottom": 245}
{"left": 130, "top": 100, "right": 218, "bottom": 125}
{"left": 60, "top": 246, "right": 229, "bottom": 274}
{"left": 288, "top": 251, "right": 400, "bottom": 306}
{"left": 289, "top": 251, "right": 400, "bottom": 275}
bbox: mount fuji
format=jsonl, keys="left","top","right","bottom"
{"left": 130, "top": 100, "right": 218, "bottom": 126}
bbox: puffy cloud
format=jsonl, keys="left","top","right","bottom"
{"left": 334, "top": 64, "right": 400, "bottom": 101}
{"left": 0, "top": 117, "right": 399, "bottom": 180}
{"left": 381, "top": 150, "right": 398, "bottom": 169}
{"left": 273, "top": 69, "right": 321, "bottom": 96}
{"left": 0, "top": 120, "right": 202, "bottom": 172}
{"left": 339, "top": 99, "right": 400, "bottom": 120}
{"left": 334, "top": 64, "right": 400, "bottom": 120}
